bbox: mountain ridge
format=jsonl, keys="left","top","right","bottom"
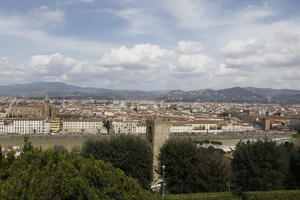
{"left": 0, "top": 82, "right": 300, "bottom": 103}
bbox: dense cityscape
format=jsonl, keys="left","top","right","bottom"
{"left": 1, "top": 0, "right": 300, "bottom": 199}
{"left": 0, "top": 90, "right": 299, "bottom": 136}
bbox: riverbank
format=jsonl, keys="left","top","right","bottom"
{"left": 172, "top": 132, "right": 293, "bottom": 140}
{"left": 0, "top": 132, "right": 297, "bottom": 151}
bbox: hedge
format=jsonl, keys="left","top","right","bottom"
{"left": 163, "top": 190, "right": 300, "bottom": 200}
{"left": 242, "top": 190, "right": 300, "bottom": 200}
{"left": 163, "top": 192, "right": 236, "bottom": 200}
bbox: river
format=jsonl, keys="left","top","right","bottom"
{"left": 0, "top": 134, "right": 299, "bottom": 151}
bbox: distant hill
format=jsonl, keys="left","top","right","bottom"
{"left": 158, "top": 87, "right": 300, "bottom": 104}
{"left": 0, "top": 82, "right": 167, "bottom": 100}
{"left": 0, "top": 82, "right": 300, "bottom": 104}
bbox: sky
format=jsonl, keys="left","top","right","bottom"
{"left": 0, "top": 0, "right": 300, "bottom": 91}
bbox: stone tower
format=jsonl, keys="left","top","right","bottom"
{"left": 146, "top": 117, "right": 171, "bottom": 184}
{"left": 262, "top": 118, "right": 271, "bottom": 131}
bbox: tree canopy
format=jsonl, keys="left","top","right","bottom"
{"left": 0, "top": 139, "right": 157, "bottom": 200}
{"left": 81, "top": 135, "right": 152, "bottom": 189}
{"left": 232, "top": 139, "right": 289, "bottom": 192}
{"left": 159, "top": 138, "right": 230, "bottom": 194}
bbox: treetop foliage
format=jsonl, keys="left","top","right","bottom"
{"left": 81, "top": 135, "right": 153, "bottom": 189}
{"left": 159, "top": 138, "right": 230, "bottom": 194}
{"left": 0, "top": 137, "right": 157, "bottom": 200}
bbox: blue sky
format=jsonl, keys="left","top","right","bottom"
{"left": 0, "top": 0, "right": 300, "bottom": 90}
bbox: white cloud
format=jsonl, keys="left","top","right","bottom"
{"left": 177, "top": 41, "right": 203, "bottom": 54}
{"left": 0, "top": 10, "right": 113, "bottom": 59}
{"left": 161, "top": 0, "right": 275, "bottom": 30}
{"left": 222, "top": 32, "right": 300, "bottom": 69}
{"left": 28, "top": 5, "right": 65, "bottom": 28}
{"left": 64, "top": 0, "right": 95, "bottom": 4}
{"left": 99, "top": 44, "right": 168, "bottom": 69}
{"left": 1, "top": 34, "right": 300, "bottom": 90}
{"left": 81, "top": 0, "right": 95, "bottom": 2}
{"left": 112, "top": 8, "right": 167, "bottom": 35}
{"left": 0, "top": 41, "right": 220, "bottom": 90}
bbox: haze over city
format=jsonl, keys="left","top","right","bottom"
{"left": 0, "top": 0, "right": 300, "bottom": 90}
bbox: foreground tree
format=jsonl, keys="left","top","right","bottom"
{"left": 81, "top": 135, "right": 152, "bottom": 188}
{"left": 0, "top": 146, "right": 157, "bottom": 200}
{"left": 289, "top": 147, "right": 300, "bottom": 189}
{"left": 159, "top": 139, "right": 229, "bottom": 194}
{"left": 292, "top": 122, "right": 300, "bottom": 134}
{"left": 232, "top": 140, "right": 289, "bottom": 192}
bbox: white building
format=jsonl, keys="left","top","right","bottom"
{"left": 170, "top": 123, "right": 193, "bottom": 133}
{"left": 62, "top": 119, "right": 104, "bottom": 134}
{"left": 0, "top": 120, "right": 14, "bottom": 134}
{"left": 112, "top": 120, "right": 138, "bottom": 134}
{"left": 13, "top": 119, "right": 50, "bottom": 134}
{"left": 136, "top": 123, "right": 146, "bottom": 134}
{"left": 222, "top": 123, "right": 254, "bottom": 132}
{"left": 190, "top": 121, "right": 223, "bottom": 134}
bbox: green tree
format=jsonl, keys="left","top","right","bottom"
{"left": 159, "top": 139, "right": 229, "bottom": 194}
{"left": 232, "top": 139, "right": 289, "bottom": 192}
{"left": 199, "top": 146, "right": 230, "bottom": 192}
{"left": 0, "top": 148, "right": 157, "bottom": 200}
{"left": 292, "top": 122, "right": 300, "bottom": 133}
{"left": 81, "top": 135, "right": 152, "bottom": 189}
{"left": 103, "top": 119, "right": 112, "bottom": 134}
{"left": 23, "top": 136, "right": 33, "bottom": 152}
{"left": 289, "top": 147, "right": 300, "bottom": 189}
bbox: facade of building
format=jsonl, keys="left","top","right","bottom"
{"left": 170, "top": 122, "right": 193, "bottom": 133}
{"left": 62, "top": 119, "right": 104, "bottom": 134}
{"left": 191, "top": 121, "right": 223, "bottom": 134}
{"left": 222, "top": 124, "right": 253, "bottom": 132}
{"left": 0, "top": 119, "right": 50, "bottom": 134}
{"left": 112, "top": 120, "right": 138, "bottom": 134}
{"left": 136, "top": 123, "right": 146, "bottom": 134}
{"left": 50, "top": 118, "right": 61, "bottom": 133}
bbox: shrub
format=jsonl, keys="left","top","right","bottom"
{"left": 242, "top": 190, "right": 300, "bottom": 200}
{"left": 164, "top": 192, "right": 236, "bottom": 200}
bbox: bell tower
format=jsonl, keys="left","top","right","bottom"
{"left": 43, "top": 89, "right": 50, "bottom": 118}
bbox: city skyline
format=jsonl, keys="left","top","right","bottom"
{"left": 0, "top": 0, "right": 300, "bottom": 90}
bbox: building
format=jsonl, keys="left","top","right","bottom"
{"left": 62, "top": 119, "right": 104, "bottom": 134}
{"left": 50, "top": 118, "right": 61, "bottom": 133}
{"left": 170, "top": 122, "right": 192, "bottom": 133}
{"left": 112, "top": 120, "right": 138, "bottom": 134}
{"left": 9, "top": 90, "right": 58, "bottom": 119}
{"left": 191, "top": 120, "right": 223, "bottom": 134}
{"left": 0, "top": 120, "right": 14, "bottom": 134}
{"left": 0, "top": 111, "right": 6, "bottom": 119}
{"left": 222, "top": 123, "right": 253, "bottom": 132}
{"left": 136, "top": 122, "right": 146, "bottom": 134}
{"left": 12, "top": 118, "right": 50, "bottom": 134}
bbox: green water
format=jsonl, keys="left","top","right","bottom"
{"left": 0, "top": 134, "right": 299, "bottom": 151}
{"left": 0, "top": 135, "right": 112, "bottom": 151}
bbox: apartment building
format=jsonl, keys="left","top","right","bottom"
{"left": 13, "top": 119, "right": 50, "bottom": 134}
{"left": 112, "top": 120, "right": 138, "bottom": 134}
{"left": 62, "top": 119, "right": 104, "bottom": 134}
